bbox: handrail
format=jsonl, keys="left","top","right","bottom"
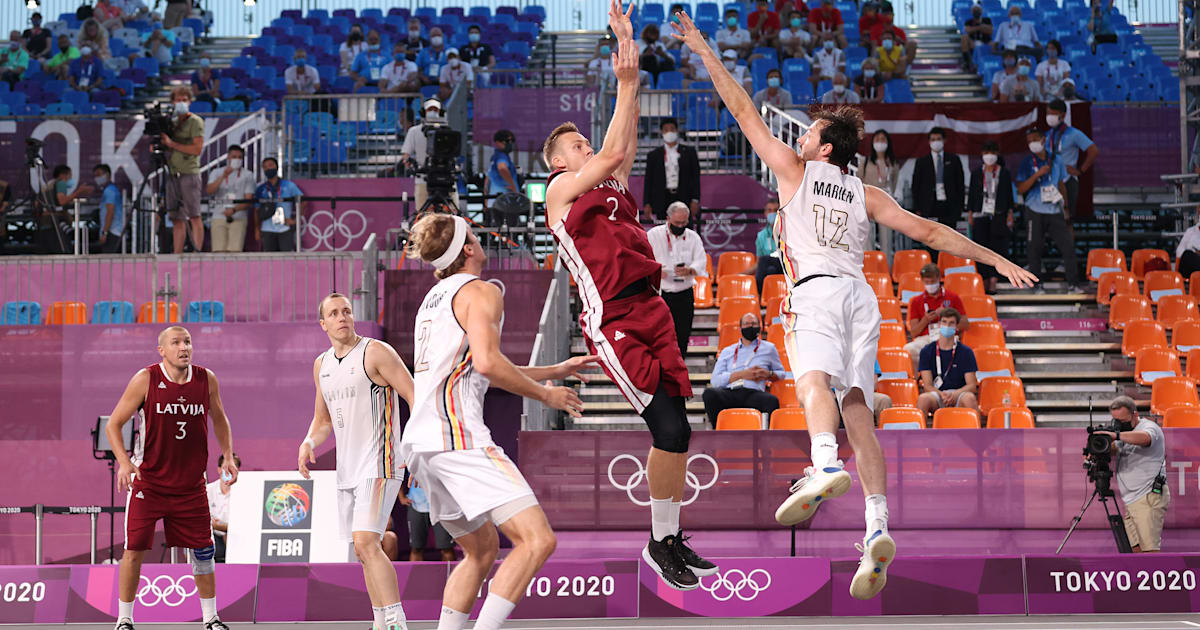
{"left": 524, "top": 261, "right": 570, "bottom": 431}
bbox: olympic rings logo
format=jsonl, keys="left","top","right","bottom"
{"left": 606, "top": 453, "right": 718, "bottom": 507}
{"left": 699, "top": 568, "right": 772, "bottom": 602}
{"left": 303, "top": 209, "right": 368, "bottom": 251}
{"left": 700, "top": 211, "right": 750, "bottom": 249}
{"left": 136, "top": 574, "right": 198, "bottom": 607}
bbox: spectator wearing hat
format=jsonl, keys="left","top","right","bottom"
{"left": 68, "top": 45, "right": 105, "bottom": 93}
{"left": 400, "top": 99, "right": 461, "bottom": 211}
{"left": 438, "top": 47, "right": 473, "bottom": 100}
{"left": 1061, "top": 77, "right": 1081, "bottom": 103}
{"left": 960, "top": 3, "right": 993, "bottom": 71}
{"left": 992, "top": 5, "right": 1042, "bottom": 60}
{"left": 999, "top": 57, "right": 1041, "bottom": 103}
{"left": 717, "top": 8, "right": 753, "bottom": 59}
{"left": 1045, "top": 99, "right": 1098, "bottom": 218}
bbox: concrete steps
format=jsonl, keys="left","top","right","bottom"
{"left": 1136, "top": 23, "right": 1179, "bottom": 72}
{"left": 906, "top": 26, "right": 985, "bottom": 102}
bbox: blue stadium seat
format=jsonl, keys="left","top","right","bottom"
{"left": 643, "top": 3, "right": 666, "bottom": 24}
{"left": 470, "top": 6, "right": 492, "bottom": 19}
{"left": 783, "top": 57, "right": 810, "bottom": 75}
{"left": 44, "top": 102, "right": 73, "bottom": 116}
{"left": 248, "top": 99, "right": 279, "bottom": 112}
{"left": 884, "top": 79, "right": 914, "bottom": 103}
{"left": 3, "top": 301, "right": 42, "bottom": 325}
{"left": 656, "top": 70, "right": 684, "bottom": 89}
{"left": 92, "top": 301, "right": 135, "bottom": 324}
{"left": 132, "top": 57, "right": 160, "bottom": 76}
{"left": 312, "top": 139, "right": 347, "bottom": 164}
{"left": 62, "top": 90, "right": 90, "bottom": 111}
{"left": 442, "top": 7, "right": 465, "bottom": 17}
{"left": 502, "top": 40, "right": 532, "bottom": 58}
{"left": 190, "top": 101, "right": 213, "bottom": 113}
{"left": 231, "top": 55, "right": 257, "bottom": 73}
{"left": 183, "top": 17, "right": 205, "bottom": 37}
{"left": 415, "top": 7, "right": 437, "bottom": 19}
{"left": 361, "top": 8, "right": 384, "bottom": 20}
{"left": 186, "top": 301, "right": 225, "bottom": 323}
{"left": 308, "top": 9, "right": 329, "bottom": 22}
{"left": 217, "top": 100, "right": 246, "bottom": 113}
{"left": 333, "top": 8, "right": 356, "bottom": 18}
{"left": 370, "top": 108, "right": 400, "bottom": 133}
{"left": 81, "top": 102, "right": 105, "bottom": 115}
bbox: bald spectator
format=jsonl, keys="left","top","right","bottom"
{"left": 820, "top": 72, "right": 860, "bottom": 103}
{"left": 999, "top": 57, "right": 1041, "bottom": 103}
{"left": 807, "top": 0, "right": 847, "bottom": 49}
{"left": 285, "top": 49, "right": 320, "bottom": 95}
{"left": 43, "top": 34, "right": 79, "bottom": 80}
{"left": 753, "top": 68, "right": 794, "bottom": 109}
{"left": 992, "top": 5, "right": 1042, "bottom": 60}
{"left": 854, "top": 58, "right": 885, "bottom": 103}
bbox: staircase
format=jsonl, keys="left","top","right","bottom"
{"left": 906, "top": 26, "right": 986, "bottom": 102}
{"left": 1135, "top": 23, "right": 1179, "bottom": 75}
{"left": 530, "top": 30, "right": 606, "bottom": 88}
{"left": 118, "top": 35, "right": 252, "bottom": 113}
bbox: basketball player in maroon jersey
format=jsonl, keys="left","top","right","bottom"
{"left": 539, "top": 1, "right": 715, "bottom": 591}
{"left": 105, "top": 326, "right": 238, "bottom": 630}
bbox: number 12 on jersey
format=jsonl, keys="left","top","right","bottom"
{"left": 810, "top": 204, "right": 849, "bottom": 252}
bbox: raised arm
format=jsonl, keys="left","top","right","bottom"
{"left": 206, "top": 369, "right": 238, "bottom": 485}
{"left": 106, "top": 369, "right": 149, "bottom": 493}
{"left": 608, "top": 0, "right": 639, "bottom": 186}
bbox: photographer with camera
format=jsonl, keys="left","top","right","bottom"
{"left": 400, "top": 98, "right": 460, "bottom": 211}
{"left": 1091, "top": 396, "right": 1169, "bottom": 552}
{"left": 254, "top": 157, "right": 303, "bottom": 252}
{"left": 159, "top": 86, "right": 206, "bottom": 253}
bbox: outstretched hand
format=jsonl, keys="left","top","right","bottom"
{"left": 669, "top": 10, "right": 706, "bottom": 50}
{"left": 994, "top": 258, "right": 1039, "bottom": 289}
{"left": 552, "top": 354, "right": 602, "bottom": 382}
{"left": 612, "top": 38, "right": 640, "bottom": 83}
{"left": 608, "top": 0, "right": 635, "bottom": 41}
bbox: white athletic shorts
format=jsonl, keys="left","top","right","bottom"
{"left": 781, "top": 275, "right": 881, "bottom": 409}
{"left": 405, "top": 445, "right": 537, "bottom": 539}
{"left": 336, "top": 478, "right": 403, "bottom": 543}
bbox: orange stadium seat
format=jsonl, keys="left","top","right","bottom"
{"left": 896, "top": 272, "right": 924, "bottom": 304}
{"left": 706, "top": 254, "right": 714, "bottom": 279}
{"left": 876, "top": 379, "right": 919, "bottom": 407}
{"left": 944, "top": 272, "right": 985, "bottom": 297}
{"left": 1107, "top": 295, "right": 1152, "bottom": 331}
{"left": 877, "top": 348, "right": 915, "bottom": 380}
{"left": 1132, "top": 248, "right": 1171, "bottom": 280}
{"left": 878, "top": 406, "right": 925, "bottom": 429}
{"left": 717, "top": 274, "right": 758, "bottom": 306}
{"left": 46, "top": 301, "right": 87, "bottom": 325}
{"left": 878, "top": 322, "right": 908, "bottom": 349}
{"left": 717, "top": 322, "right": 740, "bottom": 350}
{"left": 877, "top": 297, "right": 903, "bottom": 324}
{"left": 137, "top": 301, "right": 179, "bottom": 323}
{"left": 761, "top": 274, "right": 788, "bottom": 306}
{"left": 932, "top": 408, "right": 981, "bottom": 429}
{"left": 863, "top": 250, "right": 889, "bottom": 276}
{"left": 1190, "top": 271, "right": 1200, "bottom": 301}
{"left": 938, "top": 252, "right": 976, "bottom": 275}
{"left": 891, "top": 249, "right": 931, "bottom": 283}
{"left": 1087, "top": 248, "right": 1127, "bottom": 281}
{"left": 771, "top": 380, "right": 800, "bottom": 408}
{"left": 542, "top": 253, "right": 556, "bottom": 270}
{"left": 717, "top": 251, "right": 756, "bottom": 280}
{"left": 962, "top": 321, "right": 1006, "bottom": 350}
{"left": 962, "top": 295, "right": 997, "bottom": 322}
{"left": 769, "top": 407, "right": 807, "bottom": 430}
{"left": 767, "top": 323, "right": 786, "bottom": 346}
{"left": 1144, "top": 270, "right": 1185, "bottom": 304}
{"left": 1121, "top": 319, "right": 1168, "bottom": 357}
{"left": 1157, "top": 294, "right": 1198, "bottom": 330}
{"left": 1097, "top": 272, "right": 1139, "bottom": 306}
{"left": 1164, "top": 406, "right": 1200, "bottom": 428}
{"left": 1150, "top": 376, "right": 1200, "bottom": 415}
{"left": 717, "top": 297, "right": 759, "bottom": 328}
{"left": 694, "top": 276, "right": 714, "bottom": 308}
{"left": 1134, "top": 347, "right": 1182, "bottom": 386}
{"left": 1186, "top": 348, "right": 1200, "bottom": 381}
{"left": 764, "top": 296, "right": 785, "bottom": 325}
{"left": 986, "top": 406, "right": 1035, "bottom": 428}
{"left": 865, "top": 272, "right": 894, "bottom": 299}
{"left": 975, "top": 347, "right": 1016, "bottom": 381}
{"left": 1175, "top": 320, "right": 1200, "bottom": 352}
{"left": 716, "top": 408, "right": 763, "bottom": 430}
{"left": 978, "top": 377, "right": 1026, "bottom": 415}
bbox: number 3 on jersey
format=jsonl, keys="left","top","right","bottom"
{"left": 810, "top": 204, "right": 849, "bottom": 252}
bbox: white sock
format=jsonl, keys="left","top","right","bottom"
{"left": 372, "top": 606, "right": 385, "bottom": 630}
{"left": 810, "top": 432, "right": 839, "bottom": 471}
{"left": 650, "top": 497, "right": 673, "bottom": 541}
{"left": 865, "top": 494, "right": 889, "bottom": 534}
{"left": 199, "top": 596, "right": 217, "bottom": 623}
{"left": 437, "top": 605, "right": 468, "bottom": 630}
{"left": 473, "top": 592, "right": 517, "bottom": 630}
{"left": 382, "top": 601, "right": 407, "bottom": 629}
{"left": 668, "top": 500, "right": 682, "bottom": 535}
{"left": 117, "top": 600, "right": 133, "bottom": 623}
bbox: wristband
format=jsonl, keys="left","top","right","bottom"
{"left": 303, "top": 437, "right": 315, "bottom": 450}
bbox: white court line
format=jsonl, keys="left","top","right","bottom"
{"left": 1179, "top": 622, "right": 1200, "bottom": 628}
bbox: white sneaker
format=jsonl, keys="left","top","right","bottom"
{"left": 850, "top": 529, "right": 896, "bottom": 600}
{"left": 773, "top": 462, "right": 852, "bottom": 526}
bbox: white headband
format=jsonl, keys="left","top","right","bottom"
{"left": 430, "top": 215, "right": 469, "bottom": 270}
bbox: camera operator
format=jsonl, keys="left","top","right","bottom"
{"left": 160, "top": 86, "right": 206, "bottom": 253}
{"left": 254, "top": 157, "right": 303, "bottom": 252}
{"left": 399, "top": 98, "right": 459, "bottom": 211}
{"left": 1095, "top": 396, "right": 1169, "bottom": 552}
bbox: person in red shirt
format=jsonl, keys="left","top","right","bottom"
{"left": 904, "top": 264, "right": 970, "bottom": 374}
{"left": 774, "top": 0, "right": 807, "bottom": 20}
{"left": 807, "top": 0, "right": 847, "bottom": 50}
{"left": 748, "top": 0, "right": 781, "bottom": 48}
{"left": 868, "top": 4, "right": 917, "bottom": 65}
{"left": 858, "top": 1, "right": 884, "bottom": 46}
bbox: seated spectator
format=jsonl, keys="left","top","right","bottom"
{"left": 93, "top": 0, "right": 123, "bottom": 33}
{"left": 967, "top": 140, "right": 1015, "bottom": 293}
{"left": 916, "top": 308, "right": 979, "bottom": 419}
{"left": 205, "top": 144, "right": 255, "bottom": 253}
{"left": 417, "top": 27, "right": 449, "bottom": 86}
{"left": 1061, "top": 77, "right": 1081, "bottom": 103}
{"left": 753, "top": 68, "right": 793, "bottom": 109}
{"left": 112, "top": 0, "right": 155, "bottom": 28}
{"left": 873, "top": 3, "right": 918, "bottom": 67}
{"left": 404, "top": 18, "right": 429, "bottom": 53}
{"left": 905, "top": 263, "right": 968, "bottom": 374}
{"left": 874, "top": 28, "right": 908, "bottom": 80}
{"left": 807, "top": 0, "right": 847, "bottom": 50}
{"left": 776, "top": 0, "right": 808, "bottom": 20}
{"left": 811, "top": 35, "right": 845, "bottom": 90}
{"left": 779, "top": 9, "right": 813, "bottom": 59}
{"left": 462, "top": 24, "right": 495, "bottom": 72}
{"left": 662, "top": 3, "right": 687, "bottom": 50}
{"left": 748, "top": 0, "right": 781, "bottom": 49}
{"left": 1, "top": 32, "right": 29, "bottom": 87}
{"left": 78, "top": 19, "right": 112, "bottom": 65}
{"left": 69, "top": 46, "right": 106, "bottom": 93}
{"left": 255, "top": 157, "right": 302, "bottom": 252}
{"left": 285, "top": 49, "right": 320, "bottom": 95}
{"left": 163, "top": 0, "right": 191, "bottom": 30}
{"left": 992, "top": 5, "right": 1042, "bottom": 61}
{"left": 48, "top": 164, "right": 93, "bottom": 209}
{"left": 190, "top": 56, "right": 221, "bottom": 104}
{"left": 1088, "top": 0, "right": 1118, "bottom": 48}
{"left": 716, "top": 9, "right": 753, "bottom": 59}
{"left": 93, "top": 163, "right": 123, "bottom": 253}
{"left": 22, "top": 13, "right": 52, "bottom": 60}
{"left": 754, "top": 198, "right": 783, "bottom": 292}
{"left": 820, "top": 71, "right": 860, "bottom": 103}
{"left": 1176, "top": 211, "right": 1200, "bottom": 277}
{"left": 399, "top": 476, "right": 456, "bottom": 562}
{"left": 717, "top": 48, "right": 752, "bottom": 93}
{"left": 991, "top": 50, "right": 1018, "bottom": 101}
{"left": 338, "top": 26, "right": 366, "bottom": 77}
{"left": 350, "top": 31, "right": 388, "bottom": 93}
{"left": 382, "top": 42, "right": 420, "bottom": 93}
{"left": 960, "top": 3, "right": 993, "bottom": 71}
{"left": 1036, "top": 40, "right": 1071, "bottom": 100}
{"left": 585, "top": 40, "right": 615, "bottom": 87}
{"left": 438, "top": 48, "right": 473, "bottom": 100}
{"left": 702, "top": 312, "right": 787, "bottom": 428}
{"left": 206, "top": 453, "right": 240, "bottom": 563}
{"left": 854, "top": 58, "right": 885, "bottom": 103}
{"left": 680, "top": 35, "right": 719, "bottom": 83}
{"left": 142, "top": 25, "right": 175, "bottom": 66}
{"left": 999, "top": 57, "right": 1041, "bottom": 103}
{"left": 44, "top": 34, "right": 79, "bottom": 80}
{"left": 859, "top": 2, "right": 884, "bottom": 48}
{"left": 638, "top": 23, "right": 674, "bottom": 83}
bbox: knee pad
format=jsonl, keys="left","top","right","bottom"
{"left": 190, "top": 545, "right": 215, "bottom": 575}
{"left": 642, "top": 391, "right": 691, "bottom": 453}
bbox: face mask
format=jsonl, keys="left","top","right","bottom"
{"left": 265, "top": 168, "right": 278, "bottom": 179}
{"left": 63, "top": 179, "right": 75, "bottom": 190}
{"left": 31, "top": 19, "right": 41, "bottom": 27}
{"left": 930, "top": 140, "right": 944, "bottom": 152}
{"left": 1009, "top": 15, "right": 1021, "bottom": 24}
{"left": 741, "top": 326, "right": 760, "bottom": 341}
{"left": 823, "top": 40, "right": 834, "bottom": 51}
{"left": 600, "top": 45, "right": 611, "bottom": 56}
{"left": 469, "top": 32, "right": 480, "bottom": 43}
{"left": 766, "top": 211, "right": 777, "bottom": 224}
{"left": 94, "top": 175, "right": 108, "bottom": 187}
{"left": 294, "top": 56, "right": 306, "bottom": 66}
{"left": 727, "top": 17, "right": 738, "bottom": 27}
{"left": 408, "top": 29, "right": 420, "bottom": 39}
{"left": 1017, "top": 64, "right": 1030, "bottom": 76}
{"left": 431, "top": 36, "right": 443, "bottom": 47}
{"left": 1047, "top": 48, "right": 1058, "bottom": 59}
{"left": 791, "top": 17, "right": 802, "bottom": 27}
{"left": 449, "top": 57, "right": 460, "bottom": 67}
{"left": 982, "top": 153, "right": 998, "bottom": 165}
{"left": 8, "top": 42, "right": 17, "bottom": 51}
{"left": 669, "top": 223, "right": 686, "bottom": 236}
{"left": 873, "top": 141, "right": 888, "bottom": 153}
{"left": 1063, "top": 87, "right": 1075, "bottom": 98}
{"left": 81, "top": 46, "right": 92, "bottom": 56}
{"left": 199, "top": 58, "right": 211, "bottom": 68}
{"left": 767, "top": 76, "right": 780, "bottom": 88}
{"left": 1003, "top": 57, "right": 1015, "bottom": 68}
{"left": 972, "top": 10, "right": 982, "bottom": 19}
{"left": 1028, "top": 141, "right": 1044, "bottom": 154}
{"left": 368, "top": 43, "right": 380, "bottom": 52}
{"left": 394, "top": 53, "right": 406, "bottom": 63}
{"left": 1046, "top": 114, "right": 1061, "bottom": 127}
{"left": 882, "top": 39, "right": 894, "bottom": 50}
{"left": 864, "top": 69, "right": 876, "bottom": 78}
{"left": 662, "top": 131, "right": 678, "bottom": 144}
{"left": 173, "top": 101, "right": 189, "bottom": 116}
{"left": 939, "top": 325, "right": 957, "bottom": 338}
{"left": 924, "top": 282, "right": 940, "bottom": 294}
{"left": 229, "top": 158, "right": 243, "bottom": 169}
{"left": 724, "top": 60, "right": 736, "bottom": 70}
{"left": 833, "top": 83, "right": 846, "bottom": 94}
{"left": 503, "top": 141, "right": 514, "bottom": 153}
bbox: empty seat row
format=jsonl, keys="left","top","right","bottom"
{"left": 1, "top": 300, "right": 225, "bottom": 325}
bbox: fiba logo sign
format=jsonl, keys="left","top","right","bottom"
{"left": 260, "top": 479, "right": 315, "bottom": 563}
{"left": 607, "top": 453, "right": 719, "bottom": 507}
{"left": 263, "top": 482, "right": 311, "bottom": 528}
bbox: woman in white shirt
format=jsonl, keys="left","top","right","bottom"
{"left": 338, "top": 27, "right": 367, "bottom": 77}
{"left": 1035, "top": 39, "right": 1071, "bottom": 100}
{"left": 858, "top": 129, "right": 900, "bottom": 252}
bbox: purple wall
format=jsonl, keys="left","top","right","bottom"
{"left": 1091, "top": 104, "right": 1181, "bottom": 187}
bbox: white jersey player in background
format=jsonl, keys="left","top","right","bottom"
{"left": 404, "top": 213, "right": 598, "bottom": 630}
{"left": 298, "top": 292, "right": 415, "bottom": 630}
{"left": 672, "top": 10, "right": 1037, "bottom": 600}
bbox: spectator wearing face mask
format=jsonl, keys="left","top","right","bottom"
{"left": 404, "top": 18, "right": 429, "bottom": 53}
{"left": 638, "top": 23, "right": 674, "bottom": 83}
{"left": 338, "top": 26, "right": 366, "bottom": 77}
{"left": 811, "top": 34, "right": 845, "bottom": 92}
{"left": 381, "top": 42, "right": 420, "bottom": 93}
{"left": 1060, "top": 77, "right": 1081, "bottom": 103}
{"left": 820, "top": 71, "right": 859, "bottom": 103}
{"left": 990, "top": 50, "right": 1018, "bottom": 101}
{"left": 779, "top": 10, "right": 813, "bottom": 59}
{"left": 858, "top": 129, "right": 899, "bottom": 197}
{"left": 854, "top": 58, "right": 885, "bottom": 103}
{"left": 438, "top": 48, "right": 473, "bottom": 100}
{"left": 716, "top": 9, "right": 753, "bottom": 59}
{"left": 753, "top": 68, "right": 793, "bottom": 109}
{"left": 190, "top": 56, "right": 222, "bottom": 105}
{"left": 807, "top": 0, "right": 847, "bottom": 50}
{"left": 1036, "top": 40, "right": 1071, "bottom": 100}
{"left": 350, "top": 31, "right": 388, "bottom": 93}
{"left": 205, "top": 144, "right": 255, "bottom": 252}
{"left": 77, "top": 19, "right": 111, "bottom": 65}
{"left": 462, "top": 25, "right": 495, "bottom": 72}
{"left": 647, "top": 202, "right": 708, "bottom": 357}
{"left": 1018, "top": 127, "right": 1080, "bottom": 293}
{"left": 285, "top": 50, "right": 320, "bottom": 95}
{"left": 162, "top": 87, "right": 205, "bottom": 254}
{"left": 69, "top": 45, "right": 105, "bottom": 93}
{"left": 255, "top": 157, "right": 303, "bottom": 252}
{"left": 417, "top": 27, "right": 449, "bottom": 86}
{"left": 960, "top": 3, "right": 993, "bottom": 72}
{"left": 142, "top": 25, "right": 176, "bottom": 66}
{"left": 715, "top": 48, "right": 753, "bottom": 93}
{"left": 702, "top": 312, "right": 787, "bottom": 429}
{"left": 967, "top": 141, "right": 1015, "bottom": 293}
{"left": 905, "top": 264, "right": 968, "bottom": 375}
{"left": 22, "top": 13, "right": 51, "bottom": 60}
{"left": 992, "top": 6, "right": 1042, "bottom": 60}
{"left": 874, "top": 29, "right": 908, "bottom": 80}
{"left": 754, "top": 198, "right": 783, "bottom": 292}
{"left": 912, "top": 127, "right": 965, "bottom": 227}
{"left": 869, "top": 3, "right": 917, "bottom": 64}
{"left": 586, "top": 39, "right": 617, "bottom": 87}
{"left": 43, "top": 34, "right": 79, "bottom": 80}
{"left": 999, "top": 57, "right": 1041, "bottom": 103}
{"left": 1045, "top": 99, "right": 1097, "bottom": 218}
{"left": 916, "top": 308, "right": 980, "bottom": 420}
{"left": 1, "top": 32, "right": 29, "bottom": 87}
{"left": 93, "top": 163, "right": 124, "bottom": 253}
{"left": 643, "top": 118, "right": 701, "bottom": 221}
{"left": 748, "top": 0, "right": 782, "bottom": 49}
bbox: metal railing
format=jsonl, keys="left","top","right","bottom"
{"left": 523, "top": 260, "right": 571, "bottom": 431}
{"left": 280, "top": 92, "right": 420, "bottom": 180}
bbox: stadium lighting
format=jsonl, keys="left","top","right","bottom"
{"left": 243, "top": 0, "right": 255, "bottom": 6}
{"left": 26, "top": 0, "right": 39, "bottom": 10}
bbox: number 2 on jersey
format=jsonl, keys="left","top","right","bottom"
{"left": 810, "top": 204, "right": 849, "bottom": 252}
{"left": 606, "top": 196, "right": 619, "bottom": 221}
{"left": 414, "top": 319, "right": 432, "bottom": 373}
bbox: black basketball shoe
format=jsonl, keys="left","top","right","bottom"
{"left": 642, "top": 534, "right": 699, "bottom": 591}
{"left": 675, "top": 530, "right": 718, "bottom": 577}
{"left": 115, "top": 621, "right": 135, "bottom": 630}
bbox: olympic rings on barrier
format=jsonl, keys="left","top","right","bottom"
{"left": 303, "top": 209, "right": 368, "bottom": 251}
{"left": 136, "top": 574, "right": 198, "bottom": 607}
{"left": 606, "top": 453, "right": 719, "bottom": 507}
{"left": 699, "top": 568, "right": 772, "bottom": 602}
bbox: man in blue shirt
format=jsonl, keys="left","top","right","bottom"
{"left": 417, "top": 27, "right": 449, "bottom": 86}
{"left": 350, "top": 30, "right": 388, "bottom": 93}
{"left": 916, "top": 308, "right": 979, "bottom": 420}
{"left": 1018, "top": 127, "right": 1080, "bottom": 292}
{"left": 701, "top": 312, "right": 788, "bottom": 428}
{"left": 255, "top": 157, "right": 303, "bottom": 251}
{"left": 93, "top": 163, "right": 123, "bottom": 253}
{"left": 1045, "top": 99, "right": 1098, "bottom": 218}
{"left": 754, "top": 198, "right": 782, "bottom": 294}
{"left": 486, "top": 129, "right": 518, "bottom": 210}
{"left": 68, "top": 45, "right": 105, "bottom": 93}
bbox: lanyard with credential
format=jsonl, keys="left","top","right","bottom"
{"left": 733, "top": 339, "right": 760, "bottom": 367}
{"left": 934, "top": 342, "right": 957, "bottom": 381}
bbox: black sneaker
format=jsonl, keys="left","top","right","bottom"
{"left": 115, "top": 621, "right": 135, "bottom": 630}
{"left": 205, "top": 620, "right": 230, "bottom": 630}
{"left": 675, "top": 530, "right": 718, "bottom": 577}
{"left": 642, "top": 534, "right": 699, "bottom": 591}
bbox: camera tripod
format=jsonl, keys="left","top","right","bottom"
{"left": 1056, "top": 482, "right": 1133, "bottom": 554}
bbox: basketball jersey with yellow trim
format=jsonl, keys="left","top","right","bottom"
{"left": 317, "top": 336, "right": 403, "bottom": 489}
{"left": 776, "top": 160, "right": 869, "bottom": 284}
{"left": 403, "top": 273, "right": 495, "bottom": 456}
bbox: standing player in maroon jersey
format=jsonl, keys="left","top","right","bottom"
{"left": 105, "top": 326, "right": 238, "bottom": 630}
{"left": 540, "top": 0, "right": 716, "bottom": 591}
